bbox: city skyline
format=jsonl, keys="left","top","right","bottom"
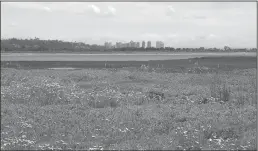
{"left": 2, "top": 2, "right": 256, "bottom": 48}
{"left": 105, "top": 40, "right": 165, "bottom": 49}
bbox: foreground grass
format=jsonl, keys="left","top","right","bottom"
{"left": 1, "top": 67, "right": 257, "bottom": 150}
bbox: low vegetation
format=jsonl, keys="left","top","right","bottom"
{"left": 1, "top": 65, "right": 257, "bottom": 150}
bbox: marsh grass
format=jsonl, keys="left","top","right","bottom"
{"left": 1, "top": 66, "right": 257, "bottom": 150}
{"left": 209, "top": 74, "right": 231, "bottom": 104}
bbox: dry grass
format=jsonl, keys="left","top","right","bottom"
{"left": 1, "top": 67, "right": 257, "bottom": 150}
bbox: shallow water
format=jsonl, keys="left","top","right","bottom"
{"left": 1, "top": 52, "right": 255, "bottom": 61}
{"left": 48, "top": 67, "right": 81, "bottom": 70}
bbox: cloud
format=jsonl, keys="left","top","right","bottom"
{"left": 103, "top": 6, "right": 117, "bottom": 17}
{"left": 5, "top": 2, "right": 116, "bottom": 18}
{"left": 108, "top": 6, "right": 116, "bottom": 15}
{"left": 74, "top": 4, "right": 116, "bottom": 18}
{"left": 208, "top": 34, "right": 216, "bottom": 38}
{"left": 166, "top": 34, "right": 177, "bottom": 38}
{"left": 100, "top": 32, "right": 123, "bottom": 39}
{"left": 88, "top": 4, "right": 101, "bottom": 14}
{"left": 141, "top": 33, "right": 160, "bottom": 37}
{"left": 182, "top": 14, "right": 191, "bottom": 19}
{"left": 43, "top": 6, "right": 52, "bottom": 12}
{"left": 167, "top": 5, "right": 175, "bottom": 12}
{"left": 191, "top": 33, "right": 219, "bottom": 41}
{"left": 166, "top": 5, "right": 175, "bottom": 16}
{"left": 9, "top": 22, "right": 17, "bottom": 27}
{"left": 207, "top": 34, "right": 219, "bottom": 40}
{"left": 183, "top": 14, "right": 207, "bottom": 20}
{"left": 77, "top": 4, "right": 117, "bottom": 17}
{"left": 135, "top": 3, "right": 151, "bottom": 8}
{"left": 140, "top": 33, "right": 164, "bottom": 41}
{"left": 5, "top": 2, "right": 52, "bottom": 13}
{"left": 193, "top": 15, "right": 206, "bottom": 19}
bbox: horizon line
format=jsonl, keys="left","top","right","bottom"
{"left": 1, "top": 37, "right": 256, "bottom": 49}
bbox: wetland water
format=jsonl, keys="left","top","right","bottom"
{"left": 1, "top": 52, "right": 255, "bottom": 61}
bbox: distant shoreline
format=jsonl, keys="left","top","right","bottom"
{"left": 1, "top": 51, "right": 256, "bottom": 55}
{"left": 1, "top": 56, "right": 256, "bottom": 70}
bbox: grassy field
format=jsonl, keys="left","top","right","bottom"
{"left": 1, "top": 57, "right": 257, "bottom": 150}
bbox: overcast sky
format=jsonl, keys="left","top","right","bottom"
{"left": 1, "top": 2, "right": 256, "bottom": 48}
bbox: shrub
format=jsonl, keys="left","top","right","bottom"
{"left": 219, "top": 83, "right": 231, "bottom": 103}
{"left": 210, "top": 74, "right": 230, "bottom": 103}
{"left": 88, "top": 96, "right": 119, "bottom": 108}
{"left": 147, "top": 90, "right": 165, "bottom": 101}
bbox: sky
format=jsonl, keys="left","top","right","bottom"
{"left": 1, "top": 2, "right": 257, "bottom": 48}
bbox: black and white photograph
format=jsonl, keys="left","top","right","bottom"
{"left": 1, "top": 1, "right": 257, "bottom": 150}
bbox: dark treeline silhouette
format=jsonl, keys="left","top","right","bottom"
{"left": 1, "top": 38, "right": 257, "bottom": 53}
{"left": 1, "top": 37, "right": 104, "bottom": 52}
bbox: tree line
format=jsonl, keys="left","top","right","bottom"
{"left": 1, "top": 38, "right": 256, "bottom": 53}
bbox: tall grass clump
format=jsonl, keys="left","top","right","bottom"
{"left": 139, "top": 64, "right": 150, "bottom": 72}
{"left": 209, "top": 73, "right": 230, "bottom": 104}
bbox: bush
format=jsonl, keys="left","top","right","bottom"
{"left": 210, "top": 74, "right": 231, "bottom": 103}
{"left": 147, "top": 90, "right": 165, "bottom": 101}
{"left": 88, "top": 96, "right": 119, "bottom": 108}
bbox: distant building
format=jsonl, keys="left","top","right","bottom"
{"left": 130, "top": 41, "right": 138, "bottom": 48}
{"left": 129, "top": 41, "right": 133, "bottom": 48}
{"left": 160, "top": 42, "right": 164, "bottom": 48}
{"left": 147, "top": 41, "right": 151, "bottom": 48}
{"left": 104, "top": 42, "right": 108, "bottom": 48}
{"left": 133, "top": 42, "right": 137, "bottom": 48}
{"left": 156, "top": 41, "right": 164, "bottom": 49}
{"left": 134, "top": 42, "right": 137, "bottom": 48}
{"left": 142, "top": 41, "right": 146, "bottom": 48}
{"left": 116, "top": 42, "right": 122, "bottom": 48}
{"left": 136, "top": 42, "right": 140, "bottom": 48}
{"left": 104, "top": 42, "right": 112, "bottom": 49}
{"left": 156, "top": 41, "right": 159, "bottom": 48}
{"left": 122, "top": 43, "right": 127, "bottom": 48}
{"left": 109, "top": 42, "right": 112, "bottom": 49}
